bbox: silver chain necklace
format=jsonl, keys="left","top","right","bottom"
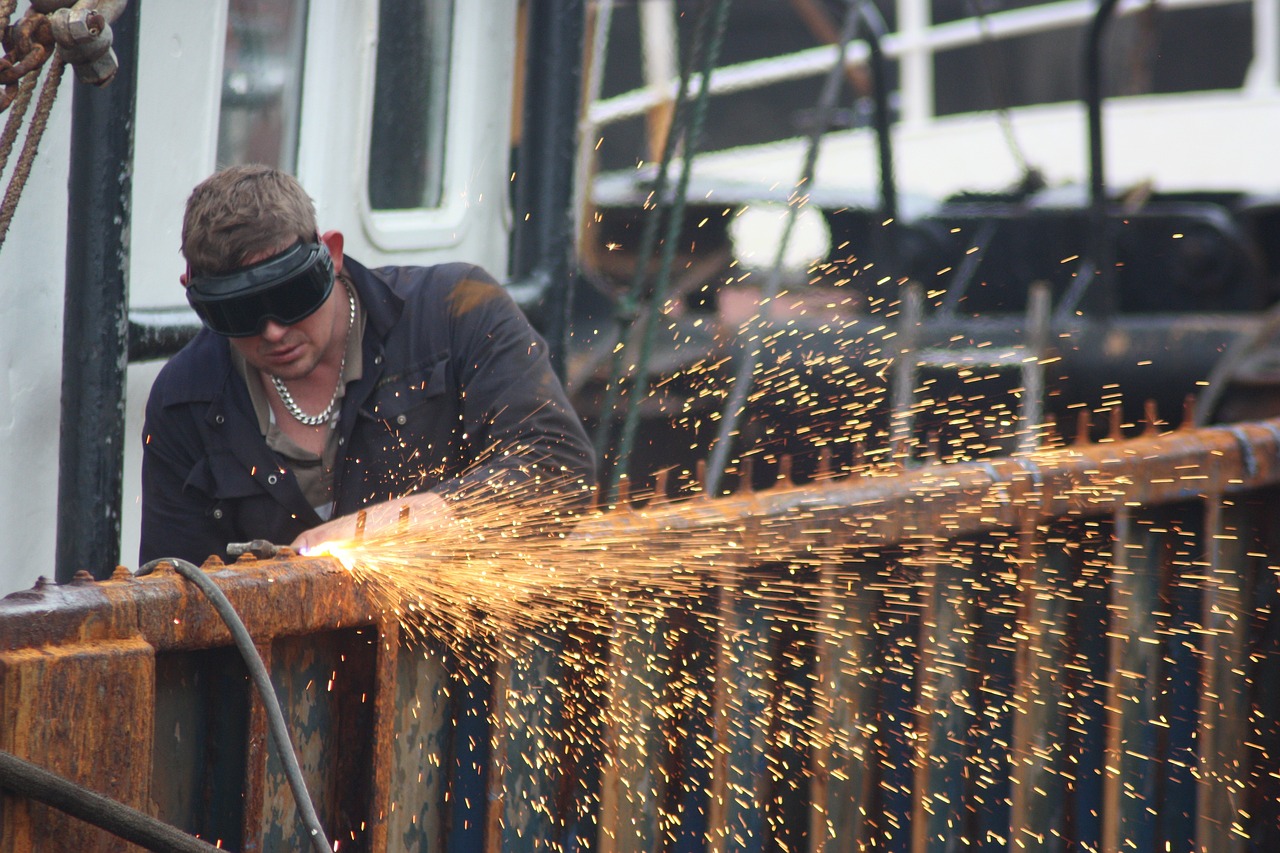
{"left": 270, "top": 283, "right": 356, "bottom": 427}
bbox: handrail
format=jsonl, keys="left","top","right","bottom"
{"left": 587, "top": 0, "right": 1245, "bottom": 129}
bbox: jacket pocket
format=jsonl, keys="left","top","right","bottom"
{"left": 202, "top": 453, "right": 265, "bottom": 499}
{"left": 361, "top": 353, "right": 450, "bottom": 427}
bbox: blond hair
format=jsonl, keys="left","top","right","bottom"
{"left": 181, "top": 165, "right": 317, "bottom": 275}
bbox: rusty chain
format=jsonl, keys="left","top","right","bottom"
{"left": 0, "top": 10, "right": 53, "bottom": 112}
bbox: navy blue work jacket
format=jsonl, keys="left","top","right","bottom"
{"left": 140, "top": 259, "right": 595, "bottom": 566}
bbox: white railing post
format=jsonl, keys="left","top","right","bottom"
{"left": 895, "top": 0, "right": 933, "bottom": 128}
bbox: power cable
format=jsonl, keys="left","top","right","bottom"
{"left": 138, "top": 557, "right": 334, "bottom": 853}
{"left": 0, "top": 749, "right": 224, "bottom": 852}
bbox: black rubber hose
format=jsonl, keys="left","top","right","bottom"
{"left": 138, "top": 558, "right": 333, "bottom": 853}
{"left": 0, "top": 749, "right": 223, "bottom": 852}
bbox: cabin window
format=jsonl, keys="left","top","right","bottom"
{"left": 367, "top": 0, "right": 455, "bottom": 210}
{"left": 217, "top": 0, "right": 309, "bottom": 172}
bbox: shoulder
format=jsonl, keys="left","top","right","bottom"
{"left": 378, "top": 262, "right": 516, "bottom": 322}
{"left": 376, "top": 262, "right": 502, "bottom": 299}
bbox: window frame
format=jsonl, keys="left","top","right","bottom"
{"left": 358, "top": 0, "right": 481, "bottom": 252}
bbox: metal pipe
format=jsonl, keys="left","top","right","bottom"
{"left": 858, "top": 0, "right": 896, "bottom": 225}
{"left": 506, "top": 0, "right": 586, "bottom": 377}
{"left": 54, "top": 0, "right": 139, "bottom": 583}
{"left": 1059, "top": 0, "right": 1120, "bottom": 320}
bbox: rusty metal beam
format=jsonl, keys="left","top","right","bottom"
{"left": 8, "top": 415, "right": 1280, "bottom": 850}
{"left": 580, "top": 416, "right": 1280, "bottom": 553}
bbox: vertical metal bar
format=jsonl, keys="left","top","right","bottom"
{"left": 241, "top": 640, "right": 272, "bottom": 852}
{"left": 55, "top": 0, "right": 140, "bottom": 582}
{"left": 508, "top": 0, "right": 585, "bottom": 374}
{"left": 364, "top": 619, "right": 400, "bottom": 852}
{"left": 809, "top": 552, "right": 881, "bottom": 852}
{"left": 857, "top": 2, "right": 897, "bottom": 227}
{"left": 706, "top": 549, "right": 776, "bottom": 853}
{"left": 1058, "top": 0, "right": 1119, "bottom": 321}
{"left": 487, "top": 644, "right": 564, "bottom": 852}
{"left": 1195, "top": 497, "right": 1250, "bottom": 852}
{"left": 598, "top": 600, "right": 666, "bottom": 852}
{"left": 484, "top": 657, "right": 511, "bottom": 852}
{"left": 911, "top": 546, "right": 975, "bottom": 853}
{"left": 1018, "top": 281, "right": 1050, "bottom": 455}
{"left": 1101, "top": 507, "right": 1161, "bottom": 853}
{"left": 1009, "top": 522, "right": 1070, "bottom": 851}
{"left": 891, "top": 282, "right": 923, "bottom": 451}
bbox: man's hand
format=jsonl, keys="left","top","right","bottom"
{"left": 292, "top": 491, "right": 452, "bottom": 555}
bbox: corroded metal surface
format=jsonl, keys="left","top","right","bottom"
{"left": 3, "top": 414, "right": 1280, "bottom": 850}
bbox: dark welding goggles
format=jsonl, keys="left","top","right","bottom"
{"left": 186, "top": 240, "right": 335, "bottom": 337}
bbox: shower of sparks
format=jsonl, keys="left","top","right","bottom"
{"left": 300, "top": 211, "right": 1277, "bottom": 850}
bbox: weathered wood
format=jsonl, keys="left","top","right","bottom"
{"left": 1195, "top": 498, "right": 1252, "bottom": 853}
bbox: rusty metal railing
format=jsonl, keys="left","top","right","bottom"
{"left": 4, "top": 410, "right": 1280, "bottom": 850}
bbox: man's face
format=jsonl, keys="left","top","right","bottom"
{"left": 228, "top": 286, "right": 345, "bottom": 381}
{"left": 221, "top": 233, "right": 348, "bottom": 381}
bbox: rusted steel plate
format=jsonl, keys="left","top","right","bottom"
{"left": 0, "top": 557, "right": 376, "bottom": 654}
{"left": 0, "top": 556, "right": 383, "bottom": 852}
{"left": 0, "top": 634, "right": 153, "bottom": 852}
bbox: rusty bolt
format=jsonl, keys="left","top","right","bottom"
{"left": 49, "top": 8, "right": 105, "bottom": 44}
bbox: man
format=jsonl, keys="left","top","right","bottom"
{"left": 140, "top": 165, "right": 595, "bottom": 566}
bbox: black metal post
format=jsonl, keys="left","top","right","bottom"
{"left": 55, "top": 2, "right": 139, "bottom": 582}
{"left": 507, "top": 0, "right": 586, "bottom": 377}
{"left": 858, "top": 1, "right": 897, "bottom": 226}
{"left": 1059, "top": 0, "right": 1120, "bottom": 320}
